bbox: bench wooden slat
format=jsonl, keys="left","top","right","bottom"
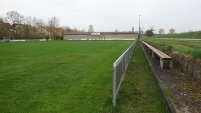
{"left": 141, "top": 41, "right": 172, "bottom": 69}
{"left": 142, "top": 41, "right": 171, "bottom": 58}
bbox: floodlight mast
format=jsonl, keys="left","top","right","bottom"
{"left": 139, "top": 15, "right": 141, "bottom": 39}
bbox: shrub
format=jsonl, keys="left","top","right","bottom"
{"left": 187, "top": 50, "right": 201, "bottom": 59}
{"left": 159, "top": 43, "right": 173, "bottom": 51}
{"left": 166, "top": 45, "right": 173, "bottom": 51}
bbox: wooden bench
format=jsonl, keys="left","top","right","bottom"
{"left": 141, "top": 41, "right": 172, "bottom": 69}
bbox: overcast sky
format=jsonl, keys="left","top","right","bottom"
{"left": 1, "top": 0, "right": 201, "bottom": 33}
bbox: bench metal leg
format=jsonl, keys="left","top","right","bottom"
{"left": 160, "top": 59, "right": 172, "bottom": 69}
{"left": 160, "top": 58, "right": 164, "bottom": 69}
{"left": 169, "top": 60, "right": 173, "bottom": 69}
{"left": 152, "top": 51, "right": 155, "bottom": 59}
{"left": 148, "top": 48, "right": 150, "bottom": 54}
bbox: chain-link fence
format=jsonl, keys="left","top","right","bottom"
{"left": 112, "top": 39, "right": 137, "bottom": 106}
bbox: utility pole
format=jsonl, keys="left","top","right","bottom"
{"left": 142, "top": 23, "right": 143, "bottom": 38}
{"left": 139, "top": 15, "right": 141, "bottom": 39}
{"left": 51, "top": 20, "right": 52, "bottom": 40}
{"left": 41, "top": 23, "right": 42, "bottom": 36}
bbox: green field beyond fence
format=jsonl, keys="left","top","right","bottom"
{"left": 0, "top": 41, "right": 134, "bottom": 112}
{"left": 142, "top": 38, "right": 201, "bottom": 59}
{"left": 154, "top": 31, "right": 201, "bottom": 39}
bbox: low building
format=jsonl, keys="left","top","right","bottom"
{"left": 63, "top": 32, "right": 138, "bottom": 40}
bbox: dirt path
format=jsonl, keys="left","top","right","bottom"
{"left": 141, "top": 43, "right": 201, "bottom": 113}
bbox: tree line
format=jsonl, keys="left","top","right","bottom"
{"left": 145, "top": 27, "right": 176, "bottom": 37}
{"left": 0, "top": 11, "right": 94, "bottom": 40}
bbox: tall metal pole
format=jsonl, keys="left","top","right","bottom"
{"left": 51, "top": 20, "right": 52, "bottom": 40}
{"left": 139, "top": 15, "right": 141, "bottom": 39}
{"left": 142, "top": 23, "right": 143, "bottom": 38}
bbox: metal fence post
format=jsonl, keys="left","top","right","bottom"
{"left": 112, "top": 66, "right": 117, "bottom": 106}
{"left": 125, "top": 54, "right": 126, "bottom": 73}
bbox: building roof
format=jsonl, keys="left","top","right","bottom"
{"left": 12, "top": 24, "right": 23, "bottom": 29}
{"left": 4, "top": 23, "right": 14, "bottom": 29}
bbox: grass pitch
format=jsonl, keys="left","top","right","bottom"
{"left": 0, "top": 41, "right": 133, "bottom": 113}
{"left": 0, "top": 40, "right": 168, "bottom": 113}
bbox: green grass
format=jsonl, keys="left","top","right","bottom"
{"left": 142, "top": 38, "right": 201, "bottom": 59}
{"left": 154, "top": 31, "right": 201, "bottom": 39}
{"left": 102, "top": 41, "right": 169, "bottom": 113}
{"left": 160, "top": 83, "right": 171, "bottom": 96}
{"left": 160, "top": 83, "right": 176, "bottom": 104}
{"left": 0, "top": 41, "right": 134, "bottom": 113}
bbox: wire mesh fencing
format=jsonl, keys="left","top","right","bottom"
{"left": 112, "top": 39, "right": 137, "bottom": 106}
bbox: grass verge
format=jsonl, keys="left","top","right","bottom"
{"left": 102, "top": 41, "right": 169, "bottom": 113}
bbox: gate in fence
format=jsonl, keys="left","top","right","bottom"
{"left": 112, "top": 39, "right": 137, "bottom": 106}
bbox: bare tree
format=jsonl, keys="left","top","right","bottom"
{"left": 169, "top": 28, "right": 175, "bottom": 34}
{"left": 6, "top": 11, "right": 24, "bottom": 24}
{"left": 73, "top": 28, "right": 78, "bottom": 32}
{"left": 24, "top": 16, "right": 38, "bottom": 39}
{"left": 36, "top": 19, "right": 45, "bottom": 38}
{"left": 48, "top": 16, "right": 59, "bottom": 28}
{"left": 31, "top": 17, "right": 40, "bottom": 38}
{"left": 31, "top": 17, "right": 38, "bottom": 27}
{"left": 25, "top": 16, "right": 32, "bottom": 25}
{"left": 88, "top": 25, "right": 94, "bottom": 32}
{"left": 62, "top": 26, "right": 72, "bottom": 33}
{"left": 145, "top": 27, "right": 154, "bottom": 37}
{"left": 23, "top": 25, "right": 32, "bottom": 39}
{"left": 48, "top": 16, "right": 59, "bottom": 40}
{"left": 0, "top": 15, "right": 8, "bottom": 23}
{"left": 159, "top": 28, "right": 165, "bottom": 34}
{"left": 81, "top": 29, "right": 86, "bottom": 32}
{"left": 24, "top": 16, "right": 46, "bottom": 38}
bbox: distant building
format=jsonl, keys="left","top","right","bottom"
{"left": 4, "top": 23, "right": 15, "bottom": 32}
{"left": 0, "top": 23, "right": 15, "bottom": 39}
{"left": 1, "top": 19, "right": 67, "bottom": 40}
{"left": 63, "top": 32, "right": 138, "bottom": 40}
